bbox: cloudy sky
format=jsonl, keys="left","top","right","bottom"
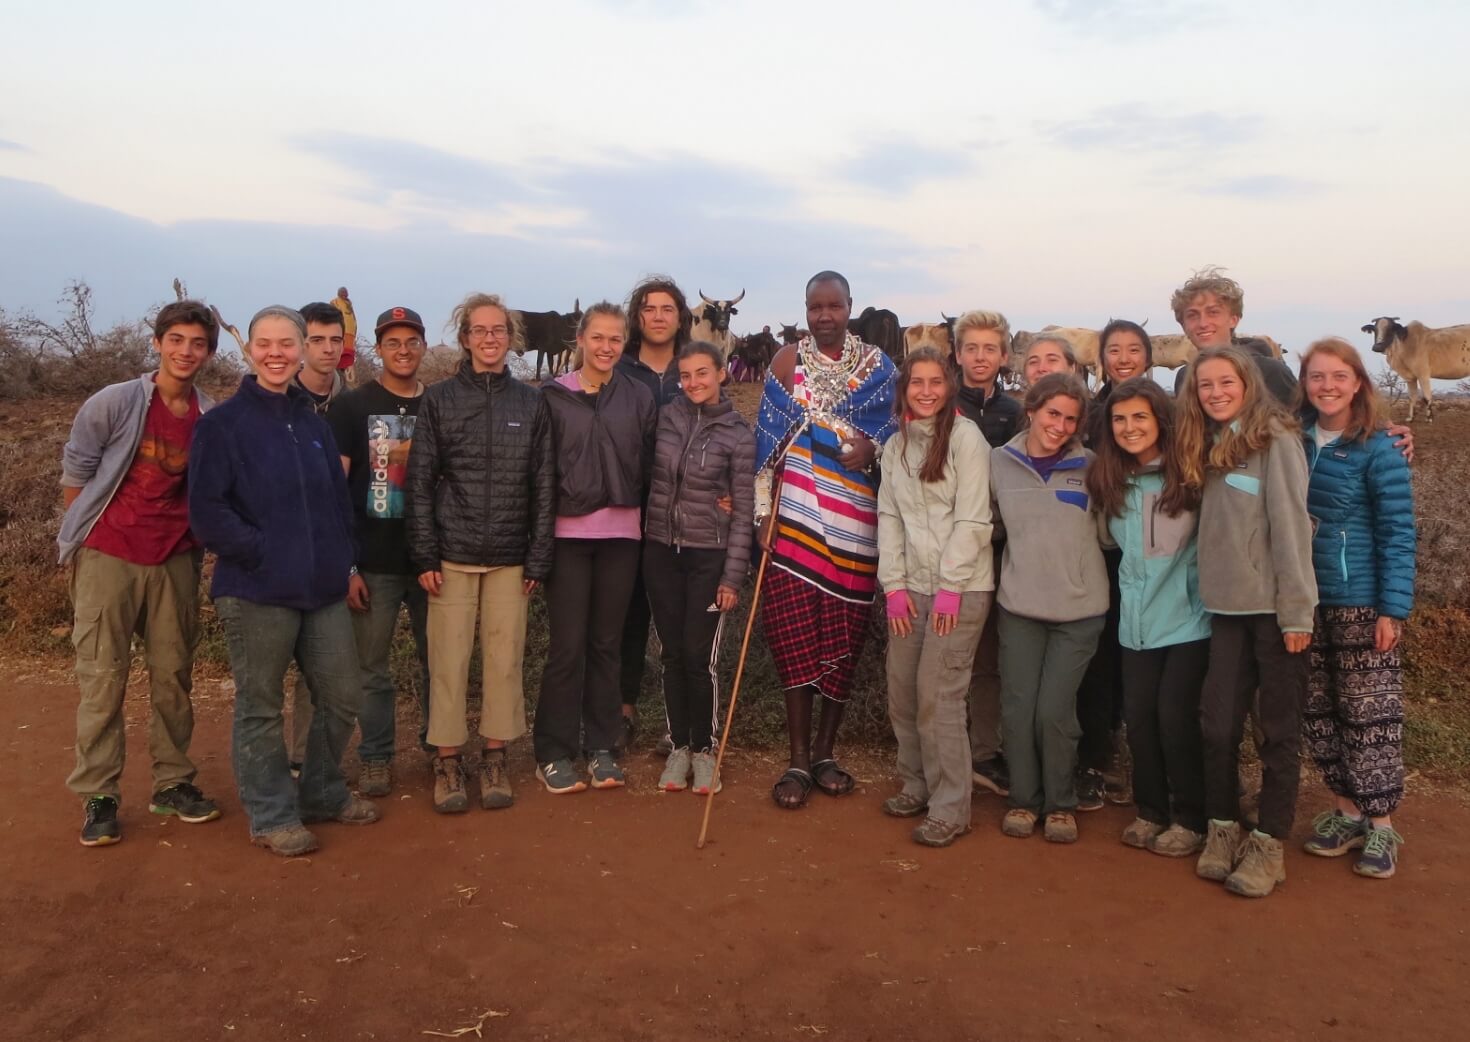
{"left": 3, "top": 0, "right": 1466, "bottom": 374}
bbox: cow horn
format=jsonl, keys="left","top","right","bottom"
{"left": 731, "top": 288, "right": 745, "bottom": 306}
{"left": 699, "top": 290, "right": 715, "bottom": 306}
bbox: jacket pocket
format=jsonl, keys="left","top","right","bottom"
{"left": 1224, "top": 473, "right": 1261, "bottom": 495}
{"left": 1054, "top": 489, "right": 1089, "bottom": 511}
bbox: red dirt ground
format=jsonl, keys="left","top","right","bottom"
{"left": 2, "top": 674, "right": 1465, "bottom": 1042}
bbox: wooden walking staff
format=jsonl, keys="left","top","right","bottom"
{"left": 696, "top": 422, "right": 804, "bottom": 849}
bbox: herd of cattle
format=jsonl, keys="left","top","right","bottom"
{"left": 513, "top": 295, "right": 1470, "bottom": 422}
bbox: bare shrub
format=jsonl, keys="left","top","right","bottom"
{"left": 0, "top": 281, "right": 153, "bottom": 400}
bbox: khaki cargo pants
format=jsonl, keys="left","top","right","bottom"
{"left": 66, "top": 547, "right": 202, "bottom": 801}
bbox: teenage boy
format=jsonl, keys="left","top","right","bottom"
{"left": 324, "top": 307, "right": 433, "bottom": 796}
{"left": 58, "top": 300, "right": 223, "bottom": 846}
{"left": 1171, "top": 268, "right": 1296, "bottom": 404}
{"left": 950, "top": 310, "right": 1023, "bottom": 798}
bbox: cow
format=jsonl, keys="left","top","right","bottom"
{"left": 729, "top": 328, "right": 778, "bottom": 383}
{"left": 848, "top": 306, "right": 903, "bottom": 362}
{"left": 692, "top": 289, "right": 744, "bottom": 361}
{"left": 1363, "top": 317, "right": 1470, "bottom": 422}
{"left": 518, "top": 299, "right": 582, "bottom": 377}
{"left": 778, "top": 323, "right": 806, "bottom": 345}
{"left": 903, "top": 321, "right": 953, "bottom": 357}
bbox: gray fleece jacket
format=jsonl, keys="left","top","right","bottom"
{"left": 57, "top": 373, "right": 217, "bottom": 564}
{"left": 1196, "top": 421, "right": 1318, "bottom": 634}
{"left": 989, "top": 433, "right": 1110, "bottom": 623}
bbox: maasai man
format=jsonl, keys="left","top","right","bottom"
{"left": 757, "top": 271, "right": 898, "bottom": 809}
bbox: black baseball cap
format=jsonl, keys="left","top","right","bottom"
{"left": 374, "top": 306, "right": 426, "bottom": 341}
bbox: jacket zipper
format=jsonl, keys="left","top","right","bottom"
{"left": 1339, "top": 530, "right": 1348, "bottom": 584}
{"left": 483, "top": 373, "right": 494, "bottom": 563}
{"left": 670, "top": 407, "right": 707, "bottom": 550}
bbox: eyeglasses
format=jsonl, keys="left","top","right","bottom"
{"left": 381, "top": 338, "right": 425, "bottom": 351}
{"left": 469, "top": 326, "right": 510, "bottom": 341}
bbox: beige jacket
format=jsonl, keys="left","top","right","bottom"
{"left": 877, "top": 415, "right": 995, "bottom": 595}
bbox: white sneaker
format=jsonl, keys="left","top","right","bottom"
{"left": 659, "top": 747, "right": 692, "bottom": 791}
{"left": 691, "top": 750, "right": 722, "bottom": 795}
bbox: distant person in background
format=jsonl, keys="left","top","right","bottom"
{"left": 321, "top": 306, "right": 433, "bottom": 799}
{"left": 615, "top": 275, "right": 692, "bottom": 754}
{"left": 949, "top": 310, "right": 1023, "bottom": 800}
{"left": 332, "top": 286, "right": 358, "bottom": 378}
{"left": 58, "top": 300, "right": 224, "bottom": 847}
{"left": 190, "top": 305, "right": 378, "bottom": 857}
{"left": 1295, "top": 338, "right": 1415, "bottom": 880}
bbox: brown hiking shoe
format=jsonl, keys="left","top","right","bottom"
{"left": 912, "top": 817, "right": 970, "bottom": 848}
{"left": 1001, "top": 808, "right": 1038, "bottom": 838}
{"left": 1196, "top": 820, "right": 1244, "bottom": 881}
{"left": 252, "top": 824, "right": 319, "bottom": 857}
{"left": 882, "top": 792, "right": 928, "bottom": 818}
{"left": 479, "top": 749, "right": 514, "bottom": 810}
{"left": 331, "top": 796, "right": 380, "bottom": 826}
{"left": 1121, "top": 817, "right": 1164, "bottom": 849}
{"left": 1225, "top": 831, "right": 1286, "bottom": 898}
{"left": 1044, "top": 811, "right": 1079, "bottom": 844}
{"left": 433, "top": 756, "right": 469, "bottom": 814}
{"left": 358, "top": 760, "right": 392, "bottom": 797}
{"left": 1149, "top": 823, "right": 1206, "bottom": 858}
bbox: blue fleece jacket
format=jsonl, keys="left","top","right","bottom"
{"left": 1106, "top": 465, "right": 1212, "bottom": 651}
{"left": 188, "top": 377, "right": 355, "bottom": 612}
{"left": 1302, "top": 424, "right": 1416, "bottom": 620}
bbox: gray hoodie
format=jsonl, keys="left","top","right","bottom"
{"left": 989, "top": 433, "right": 1110, "bottom": 623}
{"left": 57, "top": 373, "right": 217, "bottom": 564}
{"left": 1196, "top": 421, "right": 1318, "bottom": 634}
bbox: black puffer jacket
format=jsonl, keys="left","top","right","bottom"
{"left": 956, "top": 383, "right": 1024, "bottom": 449}
{"left": 405, "top": 361, "right": 556, "bottom": 580}
{"left": 542, "top": 370, "right": 657, "bottom": 518}
{"left": 645, "top": 395, "right": 756, "bottom": 589}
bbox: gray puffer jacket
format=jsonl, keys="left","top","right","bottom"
{"left": 645, "top": 395, "right": 756, "bottom": 589}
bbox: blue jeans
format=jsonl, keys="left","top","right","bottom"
{"left": 216, "top": 597, "right": 362, "bottom": 836}
{"left": 354, "top": 571, "right": 430, "bottom": 763}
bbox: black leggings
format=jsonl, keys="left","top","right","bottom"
{"left": 1120, "top": 639, "right": 1210, "bottom": 832}
{"left": 534, "top": 538, "right": 641, "bottom": 763}
{"left": 643, "top": 542, "right": 727, "bottom": 752}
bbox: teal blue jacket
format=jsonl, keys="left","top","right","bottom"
{"left": 1302, "top": 423, "right": 1416, "bottom": 619}
{"left": 1106, "top": 465, "right": 1212, "bottom": 651}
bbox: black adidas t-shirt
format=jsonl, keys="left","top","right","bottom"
{"left": 327, "top": 381, "right": 423, "bottom": 576}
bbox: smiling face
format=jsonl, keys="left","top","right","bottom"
{"left": 904, "top": 359, "right": 950, "bottom": 420}
{"left": 1025, "top": 393, "right": 1082, "bottom": 456}
{"left": 1195, "top": 356, "right": 1246, "bottom": 424}
{"left": 678, "top": 349, "right": 724, "bottom": 406}
{"left": 805, "top": 279, "right": 852, "bottom": 351}
{"left": 1023, "top": 341, "right": 1074, "bottom": 385}
{"left": 579, "top": 313, "right": 627, "bottom": 375}
{"left": 956, "top": 327, "right": 1007, "bottom": 390}
{"left": 1110, "top": 395, "right": 1161, "bottom": 462}
{"left": 1181, "top": 292, "right": 1240, "bottom": 350}
{"left": 248, "top": 316, "right": 304, "bottom": 394}
{"left": 1103, "top": 331, "right": 1149, "bottom": 383}
{"left": 639, "top": 291, "right": 680, "bottom": 351}
{"left": 1304, "top": 351, "right": 1362, "bottom": 429}
{"left": 464, "top": 305, "right": 511, "bottom": 373}
{"left": 153, "top": 322, "right": 211, "bottom": 384}
{"left": 303, "top": 320, "right": 345, "bottom": 376}
{"left": 376, "top": 324, "right": 426, "bottom": 381}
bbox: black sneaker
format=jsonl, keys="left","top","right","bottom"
{"left": 80, "top": 795, "right": 120, "bottom": 847}
{"left": 150, "top": 782, "right": 222, "bottom": 824}
{"left": 971, "top": 755, "right": 1010, "bottom": 796}
{"left": 1076, "top": 768, "right": 1105, "bottom": 812}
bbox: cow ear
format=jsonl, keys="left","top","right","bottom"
{"left": 1360, "top": 323, "right": 1374, "bottom": 334}
{"left": 730, "top": 306, "right": 738, "bottom": 315}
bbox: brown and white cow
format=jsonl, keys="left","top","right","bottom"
{"left": 1363, "top": 317, "right": 1470, "bottom": 422}
{"left": 903, "top": 321, "right": 953, "bottom": 357}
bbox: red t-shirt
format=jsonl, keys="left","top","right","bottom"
{"left": 83, "top": 388, "right": 201, "bottom": 566}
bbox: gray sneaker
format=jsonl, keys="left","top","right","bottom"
{"left": 588, "top": 749, "right": 625, "bottom": 790}
{"left": 691, "top": 751, "right": 721, "bottom": 795}
{"left": 659, "top": 747, "right": 692, "bottom": 792}
{"left": 1121, "top": 817, "right": 1164, "bottom": 849}
{"left": 252, "top": 824, "right": 319, "bottom": 857}
{"left": 358, "top": 760, "right": 392, "bottom": 798}
{"left": 539, "top": 759, "right": 587, "bottom": 795}
{"left": 1149, "top": 823, "right": 1206, "bottom": 858}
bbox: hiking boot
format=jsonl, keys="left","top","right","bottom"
{"left": 659, "top": 747, "right": 692, "bottom": 792}
{"left": 358, "top": 760, "right": 393, "bottom": 798}
{"left": 1044, "top": 811, "right": 1079, "bottom": 844}
{"left": 882, "top": 792, "right": 929, "bottom": 818}
{"left": 1354, "top": 825, "right": 1404, "bottom": 879}
{"left": 655, "top": 732, "right": 676, "bottom": 756}
{"left": 432, "top": 756, "right": 469, "bottom": 813}
{"left": 587, "top": 749, "right": 625, "bottom": 790}
{"left": 252, "top": 824, "right": 319, "bottom": 857}
{"left": 1149, "top": 823, "right": 1206, "bottom": 858}
{"left": 149, "top": 782, "right": 221, "bottom": 824}
{"left": 1103, "top": 731, "right": 1132, "bottom": 805}
{"left": 1197, "top": 820, "right": 1244, "bottom": 881}
{"left": 333, "top": 796, "right": 380, "bottom": 825}
{"left": 1303, "top": 810, "right": 1368, "bottom": 858}
{"left": 691, "top": 751, "right": 722, "bottom": 795}
{"left": 1075, "top": 769, "right": 1105, "bottom": 812}
{"left": 479, "top": 749, "right": 513, "bottom": 810}
{"left": 80, "top": 795, "right": 120, "bottom": 847}
{"left": 1002, "top": 808, "right": 1038, "bottom": 838}
{"left": 1225, "top": 831, "right": 1286, "bottom": 898}
{"left": 971, "top": 755, "right": 1010, "bottom": 796}
{"left": 1121, "top": 817, "right": 1163, "bottom": 849}
{"left": 913, "top": 817, "right": 970, "bottom": 848}
{"left": 539, "top": 759, "right": 587, "bottom": 795}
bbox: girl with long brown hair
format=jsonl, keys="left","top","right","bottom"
{"left": 876, "top": 349, "right": 995, "bottom": 847}
{"left": 1085, "top": 379, "right": 1210, "bottom": 858}
{"left": 1176, "top": 346, "right": 1317, "bottom": 899}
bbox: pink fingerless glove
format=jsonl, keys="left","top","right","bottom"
{"left": 886, "top": 590, "right": 913, "bottom": 619}
{"left": 933, "top": 590, "right": 961, "bottom": 616}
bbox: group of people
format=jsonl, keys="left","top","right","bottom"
{"left": 58, "top": 267, "right": 1415, "bottom": 898}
